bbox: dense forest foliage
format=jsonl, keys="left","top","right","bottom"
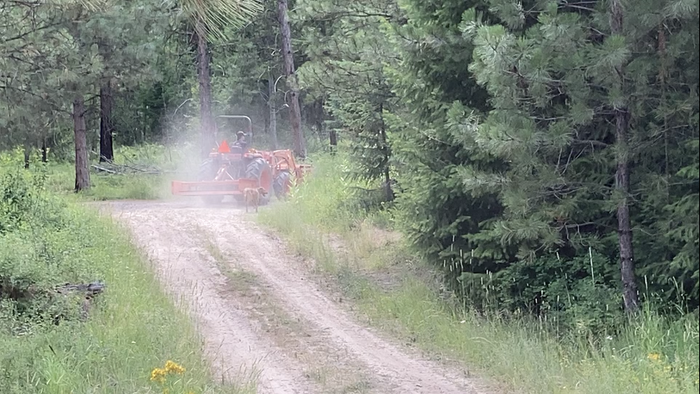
{"left": 1, "top": 0, "right": 698, "bottom": 333}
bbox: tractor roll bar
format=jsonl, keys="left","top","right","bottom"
{"left": 218, "top": 115, "right": 253, "bottom": 145}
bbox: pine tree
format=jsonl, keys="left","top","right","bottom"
{"left": 295, "top": 0, "right": 398, "bottom": 196}
{"left": 166, "top": 0, "right": 263, "bottom": 157}
{"left": 86, "top": 1, "right": 169, "bottom": 161}
{"left": 463, "top": 0, "right": 699, "bottom": 312}
{"left": 385, "top": 0, "right": 509, "bottom": 288}
{"left": 210, "top": 0, "right": 283, "bottom": 149}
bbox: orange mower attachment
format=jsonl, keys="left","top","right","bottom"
{"left": 171, "top": 139, "right": 310, "bottom": 205}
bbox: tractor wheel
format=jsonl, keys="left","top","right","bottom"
{"left": 198, "top": 159, "right": 218, "bottom": 181}
{"left": 198, "top": 159, "right": 224, "bottom": 205}
{"left": 245, "top": 158, "right": 273, "bottom": 205}
{"left": 273, "top": 170, "right": 292, "bottom": 200}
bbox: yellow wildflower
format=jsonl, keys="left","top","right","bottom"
{"left": 647, "top": 352, "right": 661, "bottom": 362}
{"left": 164, "top": 360, "right": 186, "bottom": 374}
{"left": 150, "top": 367, "right": 167, "bottom": 384}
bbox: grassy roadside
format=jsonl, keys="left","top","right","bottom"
{"left": 257, "top": 152, "right": 700, "bottom": 394}
{"left": 1, "top": 152, "right": 250, "bottom": 393}
{"left": 15, "top": 143, "right": 197, "bottom": 202}
{"left": 43, "top": 161, "right": 167, "bottom": 201}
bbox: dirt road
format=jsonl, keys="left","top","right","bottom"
{"left": 103, "top": 199, "right": 495, "bottom": 394}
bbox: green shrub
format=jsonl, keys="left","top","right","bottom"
{"left": 457, "top": 251, "right": 627, "bottom": 335}
{"left": 0, "top": 169, "right": 98, "bottom": 330}
{"left": 0, "top": 162, "right": 248, "bottom": 393}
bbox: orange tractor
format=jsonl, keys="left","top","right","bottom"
{"left": 171, "top": 115, "right": 311, "bottom": 205}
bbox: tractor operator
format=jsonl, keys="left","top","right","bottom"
{"left": 233, "top": 130, "right": 248, "bottom": 151}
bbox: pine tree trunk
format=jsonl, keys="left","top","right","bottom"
{"left": 329, "top": 129, "right": 337, "bottom": 155}
{"left": 615, "top": 110, "right": 638, "bottom": 313}
{"left": 379, "top": 103, "right": 393, "bottom": 202}
{"left": 268, "top": 72, "right": 278, "bottom": 150}
{"left": 23, "top": 142, "right": 30, "bottom": 169}
{"left": 73, "top": 95, "right": 90, "bottom": 192}
{"left": 41, "top": 137, "right": 47, "bottom": 162}
{"left": 263, "top": 95, "right": 270, "bottom": 141}
{"left": 315, "top": 100, "right": 324, "bottom": 136}
{"left": 277, "top": 0, "right": 305, "bottom": 158}
{"left": 329, "top": 97, "right": 337, "bottom": 154}
{"left": 99, "top": 78, "right": 114, "bottom": 162}
{"left": 610, "top": 0, "right": 639, "bottom": 314}
{"left": 195, "top": 23, "right": 217, "bottom": 158}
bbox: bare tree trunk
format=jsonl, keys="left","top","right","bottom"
{"left": 73, "top": 95, "right": 90, "bottom": 192}
{"left": 99, "top": 78, "right": 114, "bottom": 162}
{"left": 268, "top": 72, "right": 278, "bottom": 150}
{"left": 277, "top": 0, "right": 305, "bottom": 158}
{"left": 195, "top": 23, "right": 217, "bottom": 158}
{"left": 610, "top": 0, "right": 639, "bottom": 314}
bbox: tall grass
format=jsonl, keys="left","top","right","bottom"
{"left": 1, "top": 159, "right": 251, "bottom": 393}
{"left": 258, "top": 151, "right": 700, "bottom": 394}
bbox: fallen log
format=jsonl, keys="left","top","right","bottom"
{"left": 53, "top": 281, "right": 106, "bottom": 322}
{"left": 91, "top": 164, "right": 118, "bottom": 174}
{"left": 54, "top": 281, "right": 105, "bottom": 297}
